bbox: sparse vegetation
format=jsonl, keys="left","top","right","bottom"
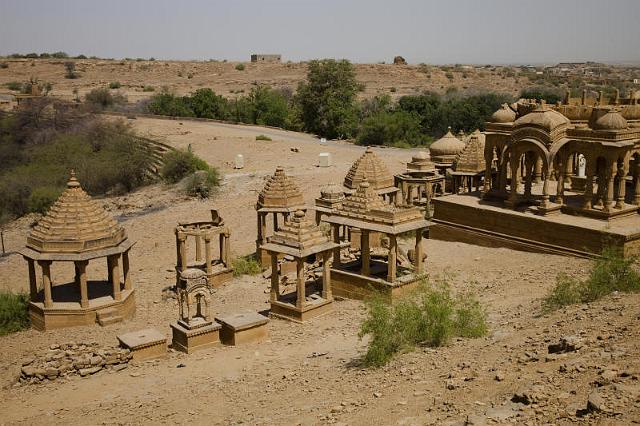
{"left": 255, "top": 134, "right": 272, "bottom": 141}
{"left": 235, "top": 63, "right": 246, "bottom": 71}
{"left": 160, "top": 146, "right": 219, "bottom": 199}
{"left": 142, "top": 85, "right": 155, "bottom": 92}
{"left": 84, "top": 87, "right": 126, "bottom": 110}
{"left": 542, "top": 247, "right": 640, "bottom": 312}
{"left": 232, "top": 255, "right": 261, "bottom": 276}
{"left": 520, "top": 87, "right": 564, "bottom": 104}
{"left": 359, "top": 278, "right": 488, "bottom": 367}
{"left": 109, "top": 81, "right": 121, "bottom": 89}
{"left": 4, "top": 81, "right": 22, "bottom": 91}
{"left": 0, "top": 62, "right": 8, "bottom": 69}
{"left": 64, "top": 61, "right": 79, "bottom": 79}
{"left": 0, "top": 291, "right": 30, "bottom": 335}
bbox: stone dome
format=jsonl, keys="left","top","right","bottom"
{"left": 257, "top": 166, "right": 305, "bottom": 209}
{"left": 513, "top": 105, "right": 570, "bottom": 131}
{"left": 26, "top": 172, "right": 127, "bottom": 254}
{"left": 411, "top": 151, "right": 430, "bottom": 162}
{"left": 344, "top": 147, "right": 394, "bottom": 190}
{"left": 592, "top": 110, "right": 628, "bottom": 131}
{"left": 429, "top": 127, "right": 466, "bottom": 163}
{"left": 491, "top": 104, "right": 517, "bottom": 123}
{"left": 320, "top": 183, "right": 345, "bottom": 201}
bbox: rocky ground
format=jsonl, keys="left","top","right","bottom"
{"left": 0, "top": 118, "right": 638, "bottom": 425}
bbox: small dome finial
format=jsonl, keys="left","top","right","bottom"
{"left": 67, "top": 170, "right": 80, "bottom": 188}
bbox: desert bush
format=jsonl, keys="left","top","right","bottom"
{"left": 52, "top": 51, "right": 68, "bottom": 59}
{"left": 542, "top": 247, "right": 640, "bottom": 312}
{"left": 520, "top": 87, "right": 564, "bottom": 104}
{"left": 359, "top": 279, "right": 487, "bottom": 367}
{"left": 0, "top": 62, "right": 8, "bottom": 69}
{"left": 185, "top": 88, "right": 230, "bottom": 120}
{"left": 160, "top": 148, "right": 213, "bottom": 183}
{"left": 0, "top": 291, "right": 30, "bottom": 335}
{"left": 232, "top": 255, "right": 261, "bottom": 276}
{"left": 64, "top": 61, "right": 79, "bottom": 79}
{"left": 5, "top": 81, "right": 22, "bottom": 91}
{"left": 255, "top": 134, "right": 271, "bottom": 141}
{"left": 235, "top": 63, "right": 246, "bottom": 71}
{"left": 109, "top": 81, "right": 121, "bottom": 89}
{"left": 184, "top": 169, "right": 220, "bottom": 198}
{"left": 27, "top": 186, "right": 63, "bottom": 214}
{"left": 85, "top": 87, "right": 126, "bottom": 110}
{"left": 143, "top": 86, "right": 155, "bottom": 92}
{"left": 147, "top": 91, "right": 193, "bottom": 117}
{"left": 445, "top": 72, "right": 454, "bottom": 81}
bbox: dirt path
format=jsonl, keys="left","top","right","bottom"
{"left": 0, "top": 119, "right": 637, "bottom": 425}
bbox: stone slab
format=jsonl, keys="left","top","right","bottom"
{"left": 171, "top": 322, "right": 221, "bottom": 354}
{"left": 117, "top": 328, "right": 167, "bottom": 361}
{"left": 215, "top": 312, "right": 269, "bottom": 346}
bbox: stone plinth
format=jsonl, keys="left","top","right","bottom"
{"left": 171, "top": 321, "right": 221, "bottom": 354}
{"left": 270, "top": 297, "right": 333, "bottom": 323}
{"left": 117, "top": 328, "right": 167, "bottom": 361}
{"left": 215, "top": 312, "right": 269, "bottom": 345}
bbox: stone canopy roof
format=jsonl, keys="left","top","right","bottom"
{"left": 263, "top": 210, "right": 338, "bottom": 258}
{"left": 257, "top": 166, "right": 305, "bottom": 210}
{"left": 26, "top": 172, "right": 127, "bottom": 254}
{"left": 344, "top": 147, "right": 394, "bottom": 191}
{"left": 454, "top": 131, "right": 486, "bottom": 174}
{"left": 429, "top": 127, "right": 466, "bottom": 163}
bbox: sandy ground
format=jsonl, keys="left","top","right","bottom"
{"left": 0, "top": 118, "right": 639, "bottom": 425}
{"left": 0, "top": 59, "right": 525, "bottom": 103}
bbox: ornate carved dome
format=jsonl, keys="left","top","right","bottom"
{"left": 429, "top": 127, "right": 466, "bottom": 163}
{"left": 454, "top": 132, "right": 486, "bottom": 173}
{"left": 319, "top": 183, "right": 345, "bottom": 201}
{"left": 343, "top": 147, "right": 394, "bottom": 190}
{"left": 591, "top": 109, "right": 628, "bottom": 131}
{"left": 26, "top": 172, "right": 127, "bottom": 254}
{"left": 257, "top": 166, "right": 305, "bottom": 209}
{"left": 490, "top": 104, "right": 517, "bottom": 123}
{"left": 513, "top": 104, "right": 570, "bottom": 131}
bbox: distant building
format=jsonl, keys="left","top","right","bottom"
{"left": 250, "top": 54, "right": 281, "bottom": 63}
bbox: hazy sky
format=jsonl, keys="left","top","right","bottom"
{"left": 1, "top": 0, "right": 639, "bottom": 64}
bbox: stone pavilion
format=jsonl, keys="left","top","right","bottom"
{"left": 394, "top": 151, "right": 445, "bottom": 218}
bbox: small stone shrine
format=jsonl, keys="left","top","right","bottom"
{"left": 20, "top": 172, "right": 136, "bottom": 331}
{"left": 260, "top": 210, "right": 340, "bottom": 322}
{"left": 256, "top": 166, "right": 306, "bottom": 265}
{"left": 344, "top": 147, "right": 398, "bottom": 202}
{"left": 170, "top": 268, "right": 221, "bottom": 353}
{"left": 394, "top": 151, "right": 445, "bottom": 218}
{"left": 451, "top": 130, "right": 486, "bottom": 193}
{"left": 175, "top": 209, "right": 232, "bottom": 288}
{"left": 323, "top": 176, "right": 430, "bottom": 301}
{"left": 428, "top": 127, "right": 466, "bottom": 174}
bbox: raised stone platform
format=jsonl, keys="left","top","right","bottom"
{"left": 117, "top": 328, "right": 167, "bottom": 361}
{"left": 330, "top": 260, "right": 423, "bottom": 302}
{"left": 170, "top": 321, "right": 221, "bottom": 354}
{"left": 29, "top": 287, "right": 135, "bottom": 331}
{"left": 215, "top": 312, "right": 269, "bottom": 345}
{"left": 431, "top": 193, "right": 640, "bottom": 258}
{"left": 270, "top": 286, "right": 333, "bottom": 323}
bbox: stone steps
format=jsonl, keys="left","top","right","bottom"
{"left": 96, "top": 308, "right": 123, "bottom": 327}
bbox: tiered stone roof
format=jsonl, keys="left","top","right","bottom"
{"left": 268, "top": 210, "right": 329, "bottom": 250}
{"left": 454, "top": 131, "right": 486, "bottom": 174}
{"left": 27, "top": 172, "right": 126, "bottom": 254}
{"left": 344, "top": 147, "right": 394, "bottom": 190}
{"left": 257, "top": 166, "right": 305, "bottom": 209}
{"left": 336, "top": 178, "right": 423, "bottom": 226}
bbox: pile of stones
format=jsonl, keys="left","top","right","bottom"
{"left": 19, "top": 342, "right": 132, "bottom": 385}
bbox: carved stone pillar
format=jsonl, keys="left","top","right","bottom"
{"left": 361, "top": 230, "right": 370, "bottom": 276}
{"left": 109, "top": 255, "right": 121, "bottom": 301}
{"left": 270, "top": 253, "right": 279, "bottom": 303}
{"left": 604, "top": 159, "right": 616, "bottom": 212}
{"left": 77, "top": 260, "right": 89, "bottom": 308}
{"left": 615, "top": 159, "right": 627, "bottom": 209}
{"left": 322, "top": 251, "right": 332, "bottom": 300}
{"left": 296, "top": 258, "right": 305, "bottom": 309}
{"left": 583, "top": 158, "right": 595, "bottom": 210}
{"left": 25, "top": 257, "right": 37, "bottom": 302}
{"left": 39, "top": 260, "right": 53, "bottom": 308}
{"left": 387, "top": 234, "right": 397, "bottom": 283}
{"left": 204, "top": 236, "right": 212, "bottom": 274}
{"left": 123, "top": 250, "right": 132, "bottom": 290}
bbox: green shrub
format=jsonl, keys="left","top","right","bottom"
{"left": 0, "top": 291, "right": 30, "bottom": 335}
{"left": 520, "top": 87, "right": 563, "bottom": 104}
{"left": 232, "top": 255, "right": 261, "bottom": 276}
{"left": 445, "top": 72, "right": 454, "bottom": 81}
{"left": 542, "top": 247, "right": 640, "bottom": 312}
{"left": 143, "top": 86, "right": 155, "bottom": 92}
{"left": 5, "top": 81, "right": 22, "bottom": 91}
{"left": 161, "top": 148, "right": 212, "bottom": 183}
{"left": 27, "top": 186, "right": 63, "bottom": 214}
{"left": 255, "top": 134, "right": 271, "bottom": 141}
{"left": 147, "top": 91, "right": 193, "bottom": 117}
{"left": 358, "top": 279, "right": 487, "bottom": 367}
{"left": 235, "top": 63, "right": 246, "bottom": 71}
{"left": 184, "top": 169, "right": 219, "bottom": 198}
{"left": 109, "top": 81, "right": 121, "bottom": 89}
{"left": 64, "top": 61, "right": 79, "bottom": 79}
{"left": 85, "top": 87, "right": 126, "bottom": 110}
{"left": 0, "top": 62, "right": 8, "bottom": 69}
{"left": 357, "top": 110, "right": 424, "bottom": 147}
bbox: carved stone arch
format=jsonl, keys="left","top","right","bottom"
{"left": 507, "top": 137, "right": 551, "bottom": 174}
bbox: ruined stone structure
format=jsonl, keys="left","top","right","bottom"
{"left": 344, "top": 147, "right": 398, "bottom": 202}
{"left": 432, "top": 99, "right": 640, "bottom": 257}
{"left": 171, "top": 268, "right": 221, "bottom": 353}
{"left": 323, "top": 177, "right": 430, "bottom": 301}
{"left": 175, "top": 209, "right": 232, "bottom": 288}
{"left": 256, "top": 167, "right": 306, "bottom": 265}
{"left": 451, "top": 130, "right": 486, "bottom": 193}
{"left": 250, "top": 54, "right": 281, "bottom": 63}
{"left": 260, "top": 210, "right": 340, "bottom": 322}
{"left": 20, "top": 172, "right": 135, "bottom": 330}
{"left": 394, "top": 151, "right": 445, "bottom": 218}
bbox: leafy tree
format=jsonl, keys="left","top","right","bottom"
{"left": 357, "top": 110, "right": 424, "bottom": 147}
{"left": 147, "top": 91, "right": 194, "bottom": 117}
{"left": 520, "top": 87, "right": 563, "bottom": 104}
{"left": 185, "top": 88, "right": 229, "bottom": 119}
{"left": 397, "top": 92, "right": 443, "bottom": 135}
{"left": 295, "top": 59, "right": 363, "bottom": 139}
{"left": 248, "top": 85, "right": 290, "bottom": 127}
